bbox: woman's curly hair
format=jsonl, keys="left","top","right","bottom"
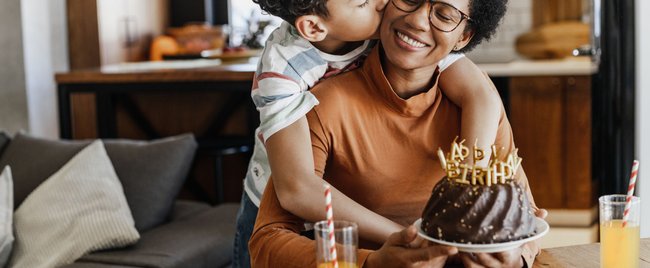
{"left": 253, "top": 0, "right": 329, "bottom": 24}
{"left": 458, "top": 0, "right": 508, "bottom": 53}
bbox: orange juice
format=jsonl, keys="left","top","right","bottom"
{"left": 317, "top": 261, "right": 358, "bottom": 268}
{"left": 600, "top": 220, "right": 640, "bottom": 268}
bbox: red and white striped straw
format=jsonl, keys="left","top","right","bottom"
{"left": 622, "top": 160, "right": 639, "bottom": 227}
{"left": 324, "top": 184, "right": 338, "bottom": 268}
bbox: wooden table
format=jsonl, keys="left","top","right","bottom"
{"left": 55, "top": 60, "right": 257, "bottom": 139}
{"left": 533, "top": 238, "right": 650, "bottom": 267}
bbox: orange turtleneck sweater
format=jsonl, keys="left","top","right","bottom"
{"left": 249, "top": 46, "right": 539, "bottom": 267}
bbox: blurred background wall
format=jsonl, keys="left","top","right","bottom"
{"left": 0, "top": 0, "right": 29, "bottom": 135}
{"left": 0, "top": 0, "right": 68, "bottom": 138}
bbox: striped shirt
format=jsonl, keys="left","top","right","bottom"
{"left": 244, "top": 21, "right": 465, "bottom": 206}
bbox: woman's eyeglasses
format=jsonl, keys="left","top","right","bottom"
{"left": 391, "top": 0, "right": 472, "bottom": 32}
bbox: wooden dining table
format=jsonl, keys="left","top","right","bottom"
{"left": 532, "top": 238, "right": 650, "bottom": 267}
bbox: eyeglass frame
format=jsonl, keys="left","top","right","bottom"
{"left": 390, "top": 0, "right": 473, "bottom": 33}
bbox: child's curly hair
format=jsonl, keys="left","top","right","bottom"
{"left": 459, "top": 0, "right": 509, "bottom": 53}
{"left": 253, "top": 0, "right": 329, "bottom": 24}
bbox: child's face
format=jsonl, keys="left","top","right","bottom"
{"left": 323, "top": 0, "right": 390, "bottom": 41}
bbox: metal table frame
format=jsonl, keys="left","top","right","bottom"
{"left": 57, "top": 80, "right": 257, "bottom": 204}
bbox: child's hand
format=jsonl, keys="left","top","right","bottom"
{"left": 534, "top": 208, "right": 548, "bottom": 219}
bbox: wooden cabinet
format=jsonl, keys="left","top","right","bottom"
{"left": 531, "top": 0, "right": 583, "bottom": 28}
{"left": 508, "top": 76, "right": 593, "bottom": 209}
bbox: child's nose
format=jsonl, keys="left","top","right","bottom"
{"left": 377, "top": 0, "right": 390, "bottom": 11}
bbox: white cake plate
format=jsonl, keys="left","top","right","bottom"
{"left": 414, "top": 217, "right": 549, "bottom": 253}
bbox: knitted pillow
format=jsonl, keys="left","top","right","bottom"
{"left": 9, "top": 141, "right": 140, "bottom": 267}
{"left": 0, "top": 166, "right": 13, "bottom": 266}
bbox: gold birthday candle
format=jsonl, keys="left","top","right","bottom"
{"left": 506, "top": 149, "right": 523, "bottom": 177}
{"left": 437, "top": 148, "right": 447, "bottom": 171}
{"left": 460, "top": 164, "right": 470, "bottom": 183}
{"left": 451, "top": 137, "right": 469, "bottom": 162}
{"left": 439, "top": 139, "right": 522, "bottom": 186}
{"left": 488, "top": 144, "right": 498, "bottom": 166}
{"left": 471, "top": 166, "right": 485, "bottom": 185}
{"left": 447, "top": 161, "right": 460, "bottom": 178}
{"left": 483, "top": 167, "right": 493, "bottom": 185}
{"left": 455, "top": 164, "right": 471, "bottom": 184}
{"left": 473, "top": 139, "right": 485, "bottom": 166}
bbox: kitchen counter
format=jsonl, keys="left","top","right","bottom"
{"left": 478, "top": 57, "right": 598, "bottom": 77}
{"left": 55, "top": 56, "right": 597, "bottom": 85}
{"left": 55, "top": 59, "right": 257, "bottom": 84}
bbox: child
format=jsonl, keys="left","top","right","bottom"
{"left": 233, "top": 0, "right": 501, "bottom": 267}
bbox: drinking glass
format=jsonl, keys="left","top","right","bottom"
{"left": 314, "top": 220, "right": 358, "bottom": 268}
{"left": 599, "top": 194, "right": 640, "bottom": 268}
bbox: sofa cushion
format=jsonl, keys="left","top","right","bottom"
{"left": 78, "top": 203, "right": 239, "bottom": 268}
{"left": 0, "top": 166, "right": 13, "bottom": 267}
{"left": 171, "top": 200, "right": 212, "bottom": 222}
{"left": 0, "top": 133, "right": 197, "bottom": 232}
{"left": 61, "top": 262, "right": 139, "bottom": 268}
{"left": 102, "top": 136, "right": 197, "bottom": 232}
{"left": 10, "top": 141, "right": 140, "bottom": 268}
{"left": 0, "top": 132, "right": 9, "bottom": 156}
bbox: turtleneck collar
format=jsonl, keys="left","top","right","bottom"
{"left": 361, "top": 45, "right": 442, "bottom": 117}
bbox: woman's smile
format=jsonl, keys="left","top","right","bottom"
{"left": 395, "top": 30, "right": 429, "bottom": 50}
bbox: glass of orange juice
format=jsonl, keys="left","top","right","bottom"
{"left": 599, "top": 194, "right": 640, "bottom": 268}
{"left": 315, "top": 220, "right": 358, "bottom": 268}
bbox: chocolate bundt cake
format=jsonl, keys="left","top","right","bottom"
{"left": 420, "top": 177, "right": 536, "bottom": 244}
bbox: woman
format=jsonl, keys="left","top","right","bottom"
{"left": 249, "top": 0, "right": 544, "bottom": 267}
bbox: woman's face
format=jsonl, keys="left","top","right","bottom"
{"left": 379, "top": 0, "right": 472, "bottom": 70}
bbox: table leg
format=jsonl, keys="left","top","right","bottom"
{"left": 58, "top": 84, "right": 72, "bottom": 139}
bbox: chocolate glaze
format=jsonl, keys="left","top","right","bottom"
{"left": 421, "top": 177, "right": 536, "bottom": 244}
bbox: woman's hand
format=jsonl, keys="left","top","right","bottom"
{"left": 459, "top": 249, "right": 525, "bottom": 268}
{"left": 365, "top": 225, "right": 457, "bottom": 268}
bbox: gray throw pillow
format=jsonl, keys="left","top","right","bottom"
{"left": 10, "top": 141, "right": 139, "bottom": 267}
{"left": 0, "top": 166, "right": 13, "bottom": 267}
{"left": 0, "top": 133, "right": 197, "bottom": 232}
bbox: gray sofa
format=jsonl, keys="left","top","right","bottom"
{"left": 0, "top": 133, "right": 238, "bottom": 268}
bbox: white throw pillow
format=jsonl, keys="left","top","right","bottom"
{"left": 9, "top": 140, "right": 140, "bottom": 268}
{"left": 0, "top": 166, "right": 13, "bottom": 267}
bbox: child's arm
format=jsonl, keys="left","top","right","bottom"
{"left": 266, "top": 116, "right": 403, "bottom": 244}
{"left": 438, "top": 57, "right": 502, "bottom": 166}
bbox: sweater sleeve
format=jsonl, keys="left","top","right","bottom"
{"left": 248, "top": 178, "right": 318, "bottom": 268}
{"left": 249, "top": 109, "right": 374, "bottom": 267}
{"left": 248, "top": 178, "right": 373, "bottom": 267}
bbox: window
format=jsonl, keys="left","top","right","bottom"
{"left": 229, "top": 0, "right": 282, "bottom": 47}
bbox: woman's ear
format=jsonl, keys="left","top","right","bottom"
{"left": 454, "top": 28, "right": 475, "bottom": 51}
{"left": 295, "top": 15, "right": 329, "bottom": 42}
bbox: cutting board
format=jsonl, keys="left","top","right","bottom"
{"left": 516, "top": 22, "right": 590, "bottom": 59}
